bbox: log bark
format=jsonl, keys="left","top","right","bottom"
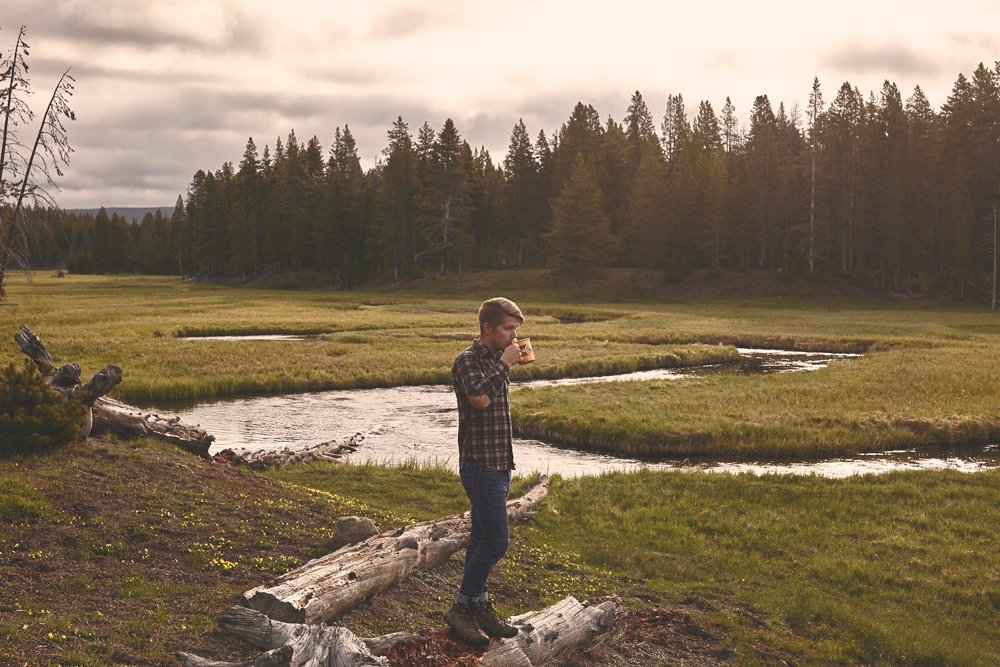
{"left": 179, "top": 596, "right": 616, "bottom": 667}
{"left": 177, "top": 606, "right": 386, "bottom": 667}
{"left": 91, "top": 396, "right": 215, "bottom": 458}
{"left": 14, "top": 325, "right": 215, "bottom": 457}
{"left": 242, "top": 476, "right": 551, "bottom": 625}
{"left": 479, "top": 596, "right": 617, "bottom": 667}
{"left": 214, "top": 433, "right": 364, "bottom": 469}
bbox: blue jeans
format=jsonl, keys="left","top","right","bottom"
{"left": 457, "top": 463, "right": 512, "bottom": 605}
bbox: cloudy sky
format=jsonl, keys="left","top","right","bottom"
{"left": 2, "top": 0, "right": 998, "bottom": 208}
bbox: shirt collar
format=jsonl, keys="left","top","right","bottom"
{"left": 472, "top": 338, "right": 502, "bottom": 360}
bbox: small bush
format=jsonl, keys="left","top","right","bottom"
{"left": 0, "top": 361, "right": 86, "bottom": 457}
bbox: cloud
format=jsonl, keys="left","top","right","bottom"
{"left": 822, "top": 40, "right": 943, "bottom": 77}
{"left": 369, "top": 6, "right": 435, "bottom": 40}
{"left": 29, "top": 57, "right": 222, "bottom": 85}
{"left": 22, "top": 1, "right": 268, "bottom": 54}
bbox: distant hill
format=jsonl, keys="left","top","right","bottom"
{"left": 67, "top": 207, "right": 175, "bottom": 222}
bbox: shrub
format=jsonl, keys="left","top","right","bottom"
{"left": 0, "top": 361, "right": 86, "bottom": 457}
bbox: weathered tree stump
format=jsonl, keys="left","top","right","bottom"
{"left": 178, "top": 596, "right": 616, "bottom": 667}
{"left": 242, "top": 476, "right": 551, "bottom": 624}
{"left": 14, "top": 325, "right": 215, "bottom": 457}
{"left": 213, "top": 433, "right": 364, "bottom": 469}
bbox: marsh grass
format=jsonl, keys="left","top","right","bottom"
{"left": 513, "top": 342, "right": 1000, "bottom": 457}
{"left": 1, "top": 274, "right": 737, "bottom": 403}
{"left": 8, "top": 272, "right": 1000, "bottom": 455}
{"left": 534, "top": 468, "right": 1000, "bottom": 666}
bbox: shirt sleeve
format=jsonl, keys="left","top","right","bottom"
{"left": 453, "top": 352, "right": 509, "bottom": 399}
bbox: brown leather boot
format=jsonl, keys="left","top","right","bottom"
{"left": 474, "top": 598, "right": 519, "bottom": 639}
{"left": 444, "top": 602, "right": 490, "bottom": 648}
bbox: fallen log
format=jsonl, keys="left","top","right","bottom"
{"left": 242, "top": 475, "right": 551, "bottom": 624}
{"left": 178, "top": 596, "right": 617, "bottom": 667}
{"left": 91, "top": 396, "right": 215, "bottom": 458}
{"left": 213, "top": 433, "right": 364, "bottom": 469}
{"left": 375, "top": 596, "right": 618, "bottom": 667}
{"left": 14, "top": 325, "right": 215, "bottom": 457}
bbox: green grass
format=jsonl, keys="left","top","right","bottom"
{"left": 512, "top": 341, "right": 1000, "bottom": 457}
{"left": 7, "top": 272, "right": 1000, "bottom": 457}
{"left": 0, "top": 273, "right": 736, "bottom": 403}
{"left": 269, "top": 460, "right": 1000, "bottom": 665}
{"left": 531, "top": 468, "right": 1000, "bottom": 666}
{"left": 0, "top": 477, "right": 50, "bottom": 521}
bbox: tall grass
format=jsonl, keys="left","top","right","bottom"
{"left": 512, "top": 342, "right": 1000, "bottom": 457}
{"left": 8, "top": 273, "right": 1000, "bottom": 457}
{"left": 1, "top": 274, "right": 739, "bottom": 403}
{"left": 536, "top": 468, "right": 1000, "bottom": 665}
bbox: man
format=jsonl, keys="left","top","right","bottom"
{"left": 444, "top": 297, "right": 524, "bottom": 647}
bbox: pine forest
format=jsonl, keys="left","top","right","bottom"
{"left": 16, "top": 64, "right": 1000, "bottom": 298}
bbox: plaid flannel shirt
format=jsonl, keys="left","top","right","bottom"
{"left": 452, "top": 339, "right": 515, "bottom": 471}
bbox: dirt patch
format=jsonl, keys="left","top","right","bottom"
{"left": 377, "top": 630, "right": 486, "bottom": 666}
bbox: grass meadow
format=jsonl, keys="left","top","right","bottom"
{"left": 5, "top": 271, "right": 1000, "bottom": 457}
{"left": 4, "top": 271, "right": 1000, "bottom": 664}
{"left": 0, "top": 273, "right": 734, "bottom": 404}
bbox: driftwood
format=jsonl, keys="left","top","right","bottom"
{"left": 214, "top": 433, "right": 364, "bottom": 469}
{"left": 178, "top": 596, "right": 616, "bottom": 667}
{"left": 374, "top": 596, "right": 618, "bottom": 667}
{"left": 243, "top": 475, "right": 551, "bottom": 624}
{"left": 14, "top": 325, "right": 215, "bottom": 457}
{"left": 91, "top": 396, "right": 215, "bottom": 458}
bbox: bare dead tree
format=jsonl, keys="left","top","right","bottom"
{"left": 0, "top": 25, "right": 75, "bottom": 299}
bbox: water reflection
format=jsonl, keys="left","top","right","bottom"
{"left": 143, "top": 348, "right": 1000, "bottom": 478}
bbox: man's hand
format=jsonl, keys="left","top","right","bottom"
{"left": 501, "top": 343, "right": 521, "bottom": 368}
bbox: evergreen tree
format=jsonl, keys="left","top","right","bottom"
{"left": 229, "top": 137, "right": 261, "bottom": 279}
{"left": 824, "top": 82, "right": 865, "bottom": 273}
{"left": 501, "top": 119, "right": 539, "bottom": 266}
{"left": 806, "top": 77, "right": 824, "bottom": 274}
{"left": 941, "top": 73, "right": 977, "bottom": 293}
{"left": 545, "top": 156, "right": 616, "bottom": 293}
{"left": 595, "top": 116, "right": 630, "bottom": 236}
{"left": 661, "top": 94, "right": 688, "bottom": 170}
{"left": 551, "top": 103, "right": 603, "bottom": 195}
{"left": 422, "top": 118, "right": 471, "bottom": 274}
{"left": 624, "top": 90, "right": 660, "bottom": 176}
{"left": 690, "top": 101, "right": 728, "bottom": 266}
{"left": 745, "top": 95, "right": 780, "bottom": 267}
{"left": 905, "top": 86, "right": 941, "bottom": 279}
{"left": 624, "top": 147, "right": 669, "bottom": 272}
{"left": 373, "top": 117, "right": 420, "bottom": 280}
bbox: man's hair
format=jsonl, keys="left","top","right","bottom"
{"left": 479, "top": 297, "right": 524, "bottom": 335}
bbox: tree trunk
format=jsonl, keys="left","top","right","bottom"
{"left": 242, "top": 476, "right": 550, "bottom": 624}
{"left": 178, "top": 595, "right": 616, "bottom": 667}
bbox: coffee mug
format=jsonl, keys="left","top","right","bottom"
{"left": 515, "top": 338, "right": 535, "bottom": 364}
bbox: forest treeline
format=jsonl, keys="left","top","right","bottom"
{"left": 17, "top": 62, "right": 1000, "bottom": 295}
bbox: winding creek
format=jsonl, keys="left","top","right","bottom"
{"left": 149, "top": 348, "right": 1000, "bottom": 477}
